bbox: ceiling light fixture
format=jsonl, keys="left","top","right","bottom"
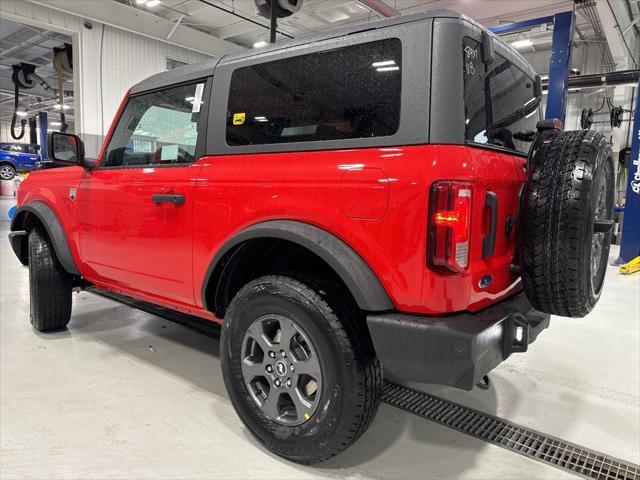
{"left": 136, "top": 0, "right": 147, "bottom": 4}
{"left": 511, "top": 39, "right": 533, "bottom": 49}
{"left": 372, "top": 60, "right": 396, "bottom": 67}
{"left": 253, "top": 41, "right": 268, "bottom": 48}
{"left": 16, "top": 111, "right": 27, "bottom": 117}
{"left": 376, "top": 66, "right": 399, "bottom": 72}
{"left": 146, "top": 0, "right": 161, "bottom": 7}
{"left": 50, "top": 121, "right": 62, "bottom": 126}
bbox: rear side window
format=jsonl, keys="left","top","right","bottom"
{"left": 226, "top": 38, "right": 402, "bottom": 146}
{"left": 463, "top": 37, "right": 540, "bottom": 154}
{"left": 103, "top": 82, "right": 205, "bottom": 168}
{"left": 3, "top": 144, "right": 31, "bottom": 154}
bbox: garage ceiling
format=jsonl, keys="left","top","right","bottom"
{"left": 0, "top": 18, "right": 74, "bottom": 132}
{"left": 113, "top": 0, "right": 597, "bottom": 49}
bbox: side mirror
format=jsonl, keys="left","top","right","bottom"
{"left": 47, "top": 132, "right": 85, "bottom": 166}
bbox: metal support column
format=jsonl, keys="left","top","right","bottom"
{"left": 38, "top": 111, "right": 48, "bottom": 161}
{"left": 270, "top": 3, "right": 277, "bottom": 44}
{"left": 490, "top": 11, "right": 575, "bottom": 124}
{"left": 545, "top": 11, "right": 575, "bottom": 123}
{"left": 618, "top": 81, "right": 640, "bottom": 263}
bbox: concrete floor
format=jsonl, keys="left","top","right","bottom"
{"left": 1, "top": 196, "right": 638, "bottom": 480}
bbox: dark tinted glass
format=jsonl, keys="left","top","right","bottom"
{"left": 6, "top": 144, "right": 31, "bottom": 154}
{"left": 103, "top": 82, "right": 205, "bottom": 167}
{"left": 226, "top": 39, "right": 402, "bottom": 146}
{"left": 463, "top": 37, "right": 540, "bottom": 154}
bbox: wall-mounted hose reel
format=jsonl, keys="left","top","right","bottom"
{"left": 53, "top": 43, "right": 73, "bottom": 133}
{"left": 580, "top": 96, "right": 632, "bottom": 131}
{"left": 10, "top": 43, "right": 73, "bottom": 140}
{"left": 580, "top": 107, "right": 594, "bottom": 130}
{"left": 10, "top": 63, "right": 36, "bottom": 140}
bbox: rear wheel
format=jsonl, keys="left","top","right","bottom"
{"left": 28, "top": 226, "right": 72, "bottom": 331}
{"left": 519, "top": 130, "right": 614, "bottom": 317}
{"left": 220, "top": 274, "right": 382, "bottom": 464}
{"left": 0, "top": 164, "right": 16, "bottom": 180}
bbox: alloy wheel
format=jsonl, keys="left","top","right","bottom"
{"left": 0, "top": 166, "right": 15, "bottom": 180}
{"left": 241, "top": 314, "right": 322, "bottom": 426}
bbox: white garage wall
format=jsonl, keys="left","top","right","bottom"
{"left": 0, "top": 0, "right": 212, "bottom": 157}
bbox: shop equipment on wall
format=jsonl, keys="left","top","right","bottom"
{"left": 9, "top": 43, "right": 73, "bottom": 140}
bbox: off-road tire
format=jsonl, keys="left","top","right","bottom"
{"left": 220, "top": 274, "right": 382, "bottom": 464}
{"left": 28, "top": 226, "right": 72, "bottom": 331}
{"left": 519, "top": 130, "right": 614, "bottom": 317}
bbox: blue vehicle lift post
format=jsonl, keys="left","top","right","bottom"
{"left": 490, "top": 11, "right": 575, "bottom": 124}
{"left": 618, "top": 80, "right": 640, "bottom": 263}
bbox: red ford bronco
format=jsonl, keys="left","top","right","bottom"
{"left": 9, "top": 11, "right": 614, "bottom": 464}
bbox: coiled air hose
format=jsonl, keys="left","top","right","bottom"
{"left": 10, "top": 57, "right": 73, "bottom": 140}
{"left": 10, "top": 64, "right": 36, "bottom": 140}
{"left": 53, "top": 46, "right": 73, "bottom": 133}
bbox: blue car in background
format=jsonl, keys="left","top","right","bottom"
{"left": 0, "top": 143, "right": 41, "bottom": 180}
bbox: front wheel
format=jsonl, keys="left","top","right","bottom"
{"left": 28, "top": 226, "right": 72, "bottom": 331}
{"left": 220, "top": 275, "right": 382, "bottom": 464}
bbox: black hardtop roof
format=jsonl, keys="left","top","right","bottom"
{"left": 130, "top": 9, "right": 531, "bottom": 94}
{"left": 218, "top": 9, "right": 463, "bottom": 65}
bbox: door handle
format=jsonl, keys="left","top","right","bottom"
{"left": 152, "top": 194, "right": 185, "bottom": 205}
{"left": 482, "top": 191, "right": 498, "bottom": 259}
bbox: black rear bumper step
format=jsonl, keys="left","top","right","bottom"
{"left": 367, "top": 291, "right": 550, "bottom": 390}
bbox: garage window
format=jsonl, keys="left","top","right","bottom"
{"left": 226, "top": 38, "right": 402, "bottom": 146}
{"left": 102, "top": 82, "right": 205, "bottom": 167}
{"left": 463, "top": 37, "right": 540, "bottom": 154}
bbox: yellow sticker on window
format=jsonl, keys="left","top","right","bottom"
{"left": 233, "top": 113, "right": 246, "bottom": 125}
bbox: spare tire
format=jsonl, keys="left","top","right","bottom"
{"left": 519, "top": 129, "right": 614, "bottom": 317}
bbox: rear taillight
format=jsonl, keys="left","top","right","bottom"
{"left": 428, "top": 181, "right": 472, "bottom": 273}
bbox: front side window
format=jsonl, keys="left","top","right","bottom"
{"left": 226, "top": 38, "right": 402, "bottom": 146}
{"left": 103, "top": 82, "right": 205, "bottom": 167}
{"left": 463, "top": 37, "right": 540, "bottom": 154}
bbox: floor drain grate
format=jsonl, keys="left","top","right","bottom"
{"left": 382, "top": 383, "right": 640, "bottom": 480}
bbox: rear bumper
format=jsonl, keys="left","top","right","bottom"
{"left": 367, "top": 292, "right": 549, "bottom": 390}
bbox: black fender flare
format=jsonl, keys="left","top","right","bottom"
{"left": 201, "top": 220, "right": 394, "bottom": 313}
{"left": 10, "top": 201, "right": 80, "bottom": 275}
